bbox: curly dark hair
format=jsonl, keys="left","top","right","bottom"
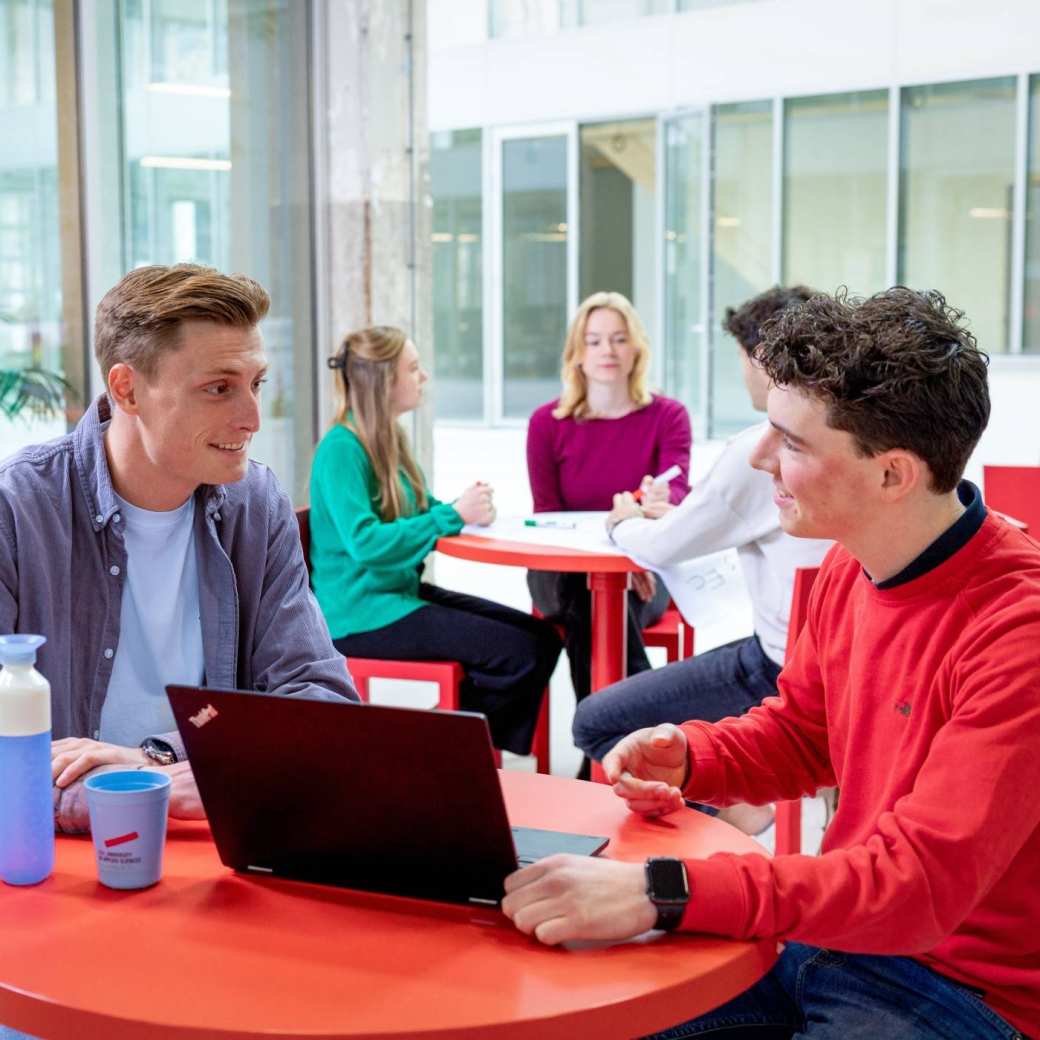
{"left": 754, "top": 287, "right": 990, "bottom": 494}
{"left": 724, "top": 285, "right": 816, "bottom": 354}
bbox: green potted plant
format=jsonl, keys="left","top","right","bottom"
{"left": 0, "top": 314, "right": 72, "bottom": 422}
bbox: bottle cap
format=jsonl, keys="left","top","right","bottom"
{"left": 0, "top": 634, "right": 47, "bottom": 666}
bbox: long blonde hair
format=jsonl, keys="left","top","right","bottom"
{"left": 329, "top": 325, "right": 428, "bottom": 521}
{"left": 553, "top": 291, "right": 652, "bottom": 421}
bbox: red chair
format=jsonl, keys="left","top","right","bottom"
{"left": 642, "top": 603, "right": 696, "bottom": 662}
{"left": 295, "top": 507, "right": 548, "bottom": 773}
{"left": 773, "top": 566, "right": 821, "bottom": 856}
{"left": 983, "top": 465, "right": 1038, "bottom": 535}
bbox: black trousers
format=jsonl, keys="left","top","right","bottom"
{"left": 333, "top": 583, "right": 563, "bottom": 756}
{"left": 527, "top": 570, "right": 670, "bottom": 703}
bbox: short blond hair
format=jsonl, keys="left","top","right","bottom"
{"left": 94, "top": 264, "right": 270, "bottom": 380}
{"left": 553, "top": 291, "right": 652, "bottom": 421}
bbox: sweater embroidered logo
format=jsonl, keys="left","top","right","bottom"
{"left": 894, "top": 701, "right": 912, "bottom": 717}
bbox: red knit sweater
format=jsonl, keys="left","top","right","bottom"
{"left": 679, "top": 513, "right": 1040, "bottom": 1037}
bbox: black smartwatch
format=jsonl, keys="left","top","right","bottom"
{"left": 139, "top": 737, "right": 177, "bottom": 767}
{"left": 645, "top": 857, "right": 689, "bottom": 931}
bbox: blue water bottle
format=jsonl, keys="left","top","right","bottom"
{"left": 0, "top": 634, "right": 55, "bottom": 885}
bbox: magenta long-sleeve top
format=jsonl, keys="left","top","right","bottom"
{"left": 526, "top": 394, "right": 692, "bottom": 512}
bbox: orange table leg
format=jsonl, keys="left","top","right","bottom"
{"left": 588, "top": 570, "right": 629, "bottom": 784}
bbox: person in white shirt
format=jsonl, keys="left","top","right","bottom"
{"left": 572, "top": 286, "right": 831, "bottom": 834}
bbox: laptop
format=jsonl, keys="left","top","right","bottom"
{"left": 166, "top": 686, "right": 609, "bottom": 906}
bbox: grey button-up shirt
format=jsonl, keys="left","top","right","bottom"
{"left": 0, "top": 395, "right": 358, "bottom": 830}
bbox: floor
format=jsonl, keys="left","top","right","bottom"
{"left": 354, "top": 424, "right": 832, "bottom": 855}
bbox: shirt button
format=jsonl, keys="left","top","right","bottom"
{"left": 213, "top": 512, "right": 221, "bottom": 521}
{"left": 95, "top": 514, "right": 104, "bottom": 524}
{"left": 109, "top": 565, "right": 120, "bottom": 576}
{"left": 113, "top": 513, "right": 121, "bottom": 523}
{"left": 104, "top": 648, "right": 114, "bottom": 659}
{"left": 93, "top": 729, "right": 100, "bottom": 739}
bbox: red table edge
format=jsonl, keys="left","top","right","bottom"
{"left": 436, "top": 532, "right": 643, "bottom": 573}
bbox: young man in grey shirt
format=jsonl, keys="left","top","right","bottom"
{"left": 0, "top": 263, "right": 358, "bottom": 834}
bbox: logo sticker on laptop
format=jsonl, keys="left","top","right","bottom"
{"left": 189, "top": 703, "right": 220, "bottom": 728}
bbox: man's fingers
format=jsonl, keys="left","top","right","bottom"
{"left": 503, "top": 861, "right": 547, "bottom": 896}
{"left": 55, "top": 753, "right": 98, "bottom": 788}
{"left": 649, "top": 723, "right": 682, "bottom": 747}
{"left": 532, "top": 915, "right": 572, "bottom": 946}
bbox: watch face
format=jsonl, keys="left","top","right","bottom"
{"left": 647, "top": 858, "right": 689, "bottom": 903}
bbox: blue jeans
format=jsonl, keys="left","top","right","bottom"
{"left": 572, "top": 634, "right": 780, "bottom": 762}
{"left": 648, "top": 942, "right": 1025, "bottom": 1039}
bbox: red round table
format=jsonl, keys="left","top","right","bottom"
{"left": 436, "top": 533, "right": 641, "bottom": 696}
{"left": 0, "top": 772, "right": 775, "bottom": 1040}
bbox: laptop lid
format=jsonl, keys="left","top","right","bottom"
{"left": 166, "top": 686, "right": 602, "bottom": 905}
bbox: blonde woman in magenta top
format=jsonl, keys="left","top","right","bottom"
{"left": 526, "top": 292, "right": 692, "bottom": 720}
{"left": 310, "top": 326, "right": 562, "bottom": 755}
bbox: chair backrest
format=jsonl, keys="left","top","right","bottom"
{"left": 295, "top": 506, "right": 312, "bottom": 573}
{"left": 983, "top": 465, "right": 1039, "bottom": 535}
{"left": 785, "top": 566, "right": 820, "bottom": 658}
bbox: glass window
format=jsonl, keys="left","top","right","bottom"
{"left": 113, "top": 0, "right": 313, "bottom": 498}
{"left": 662, "top": 111, "right": 706, "bottom": 431}
{"left": 899, "top": 78, "right": 1017, "bottom": 355}
{"left": 678, "top": 0, "right": 764, "bottom": 9}
{"left": 711, "top": 100, "right": 773, "bottom": 436}
{"left": 501, "top": 134, "right": 568, "bottom": 418}
{"left": 1025, "top": 75, "right": 1040, "bottom": 354}
{"left": 579, "top": 118, "right": 657, "bottom": 345}
{"left": 488, "top": 1, "right": 577, "bottom": 39}
{"left": 578, "top": 1, "right": 671, "bottom": 24}
{"left": 431, "top": 129, "right": 484, "bottom": 420}
{"left": 0, "top": 0, "right": 66, "bottom": 457}
{"left": 783, "top": 90, "right": 888, "bottom": 297}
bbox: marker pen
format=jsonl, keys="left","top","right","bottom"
{"left": 632, "top": 464, "right": 682, "bottom": 502}
{"left": 524, "top": 519, "right": 578, "bottom": 529}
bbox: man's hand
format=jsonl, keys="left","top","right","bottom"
{"left": 631, "top": 570, "right": 657, "bottom": 604}
{"left": 603, "top": 724, "right": 689, "bottom": 817}
{"left": 51, "top": 737, "right": 147, "bottom": 788}
{"left": 162, "top": 760, "right": 206, "bottom": 819}
{"left": 502, "top": 854, "right": 656, "bottom": 945}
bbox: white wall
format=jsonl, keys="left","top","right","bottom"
{"left": 428, "top": 0, "right": 1040, "bottom": 131}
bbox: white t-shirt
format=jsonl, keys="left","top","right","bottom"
{"left": 611, "top": 421, "right": 831, "bottom": 665}
{"left": 99, "top": 492, "right": 205, "bottom": 746}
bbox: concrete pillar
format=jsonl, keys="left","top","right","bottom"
{"left": 318, "top": 0, "right": 433, "bottom": 473}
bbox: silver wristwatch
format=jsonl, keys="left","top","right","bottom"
{"left": 139, "top": 737, "right": 177, "bottom": 766}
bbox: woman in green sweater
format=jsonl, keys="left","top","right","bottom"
{"left": 310, "top": 325, "right": 562, "bottom": 755}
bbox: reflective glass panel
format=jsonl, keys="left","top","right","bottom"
{"left": 115, "top": 0, "right": 314, "bottom": 497}
{"left": 0, "top": 0, "right": 66, "bottom": 456}
{"left": 579, "top": 118, "right": 657, "bottom": 346}
{"left": 711, "top": 100, "right": 772, "bottom": 436}
{"left": 502, "top": 134, "right": 569, "bottom": 418}
{"left": 578, "top": 0, "right": 671, "bottom": 24}
{"left": 784, "top": 90, "right": 888, "bottom": 297}
{"left": 899, "top": 78, "right": 1017, "bottom": 355}
{"left": 431, "top": 129, "right": 483, "bottom": 419}
{"left": 1025, "top": 75, "right": 1040, "bottom": 354}
{"left": 662, "top": 111, "right": 706, "bottom": 431}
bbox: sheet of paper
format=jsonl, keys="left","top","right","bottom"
{"left": 638, "top": 549, "right": 749, "bottom": 628}
{"left": 461, "top": 512, "right": 625, "bottom": 555}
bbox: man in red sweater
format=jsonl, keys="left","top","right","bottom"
{"left": 502, "top": 287, "right": 1039, "bottom": 1039}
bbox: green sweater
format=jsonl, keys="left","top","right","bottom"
{"left": 309, "top": 423, "right": 464, "bottom": 638}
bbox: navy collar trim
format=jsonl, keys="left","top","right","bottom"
{"left": 874, "top": 480, "right": 986, "bottom": 590}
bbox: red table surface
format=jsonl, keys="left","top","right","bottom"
{"left": 435, "top": 532, "right": 643, "bottom": 573}
{"left": 0, "top": 772, "right": 775, "bottom": 1040}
